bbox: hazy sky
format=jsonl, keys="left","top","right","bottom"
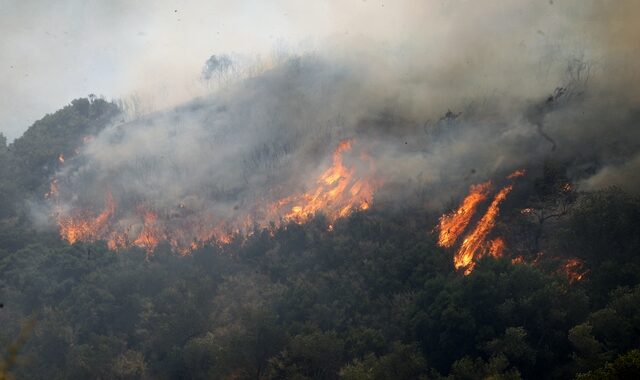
{"left": 2, "top": 0, "right": 636, "bottom": 141}
{"left": 0, "top": 0, "right": 432, "bottom": 140}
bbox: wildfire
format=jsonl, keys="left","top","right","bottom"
{"left": 438, "top": 182, "right": 491, "bottom": 247}
{"left": 275, "top": 140, "right": 375, "bottom": 224}
{"left": 511, "top": 256, "right": 525, "bottom": 264}
{"left": 454, "top": 184, "right": 513, "bottom": 274}
{"left": 58, "top": 192, "right": 116, "bottom": 244}
{"left": 58, "top": 154, "right": 65, "bottom": 164}
{"left": 488, "top": 237, "right": 506, "bottom": 258}
{"left": 437, "top": 169, "right": 525, "bottom": 275}
{"left": 507, "top": 169, "right": 525, "bottom": 179}
{"left": 50, "top": 139, "right": 378, "bottom": 254}
{"left": 130, "top": 208, "right": 165, "bottom": 252}
{"left": 561, "top": 258, "right": 589, "bottom": 283}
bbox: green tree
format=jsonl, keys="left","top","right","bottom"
{"left": 577, "top": 349, "right": 640, "bottom": 380}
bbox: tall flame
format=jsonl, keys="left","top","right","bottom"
{"left": 454, "top": 184, "right": 513, "bottom": 274}
{"left": 437, "top": 169, "right": 524, "bottom": 275}
{"left": 275, "top": 140, "right": 375, "bottom": 224}
{"left": 438, "top": 181, "right": 491, "bottom": 247}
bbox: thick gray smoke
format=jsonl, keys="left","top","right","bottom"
{"left": 43, "top": 0, "right": 640, "bottom": 249}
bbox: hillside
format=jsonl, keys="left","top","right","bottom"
{"left": 1, "top": 95, "right": 640, "bottom": 379}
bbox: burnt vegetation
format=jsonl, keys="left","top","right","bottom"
{"left": 1, "top": 98, "right": 640, "bottom": 380}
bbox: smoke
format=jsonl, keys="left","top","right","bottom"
{"left": 579, "top": 153, "right": 640, "bottom": 193}
{"left": 38, "top": 0, "right": 640, "bottom": 249}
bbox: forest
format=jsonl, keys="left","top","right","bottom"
{"left": 1, "top": 97, "right": 639, "bottom": 379}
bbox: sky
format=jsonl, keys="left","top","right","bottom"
{"left": 0, "top": 0, "right": 429, "bottom": 141}
{"left": 1, "top": 0, "right": 637, "bottom": 141}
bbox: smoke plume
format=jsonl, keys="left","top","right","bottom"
{"left": 42, "top": 0, "right": 640, "bottom": 251}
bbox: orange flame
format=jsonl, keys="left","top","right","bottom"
{"left": 132, "top": 208, "right": 164, "bottom": 252}
{"left": 511, "top": 256, "right": 525, "bottom": 264}
{"left": 437, "top": 169, "right": 525, "bottom": 275}
{"left": 488, "top": 237, "right": 506, "bottom": 258}
{"left": 454, "top": 184, "right": 513, "bottom": 274}
{"left": 561, "top": 258, "right": 588, "bottom": 283}
{"left": 274, "top": 139, "right": 375, "bottom": 224}
{"left": 438, "top": 182, "right": 491, "bottom": 247}
{"left": 51, "top": 139, "right": 378, "bottom": 254}
{"left": 58, "top": 192, "right": 116, "bottom": 244}
{"left": 58, "top": 154, "right": 65, "bottom": 164}
{"left": 507, "top": 169, "right": 525, "bottom": 179}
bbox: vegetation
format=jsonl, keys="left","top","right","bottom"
{"left": 1, "top": 98, "right": 640, "bottom": 379}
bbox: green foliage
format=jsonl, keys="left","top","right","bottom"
{"left": 569, "top": 285, "right": 640, "bottom": 374}
{"left": 339, "top": 342, "right": 429, "bottom": 380}
{"left": 568, "top": 323, "right": 608, "bottom": 372}
{"left": 576, "top": 349, "right": 640, "bottom": 380}
{"left": 568, "top": 188, "right": 640, "bottom": 264}
{"left": 1, "top": 185, "right": 639, "bottom": 379}
{"left": 267, "top": 330, "right": 344, "bottom": 379}
{"left": 0, "top": 202, "right": 620, "bottom": 379}
{"left": 0, "top": 133, "right": 15, "bottom": 219}
{"left": 449, "top": 354, "right": 522, "bottom": 380}
{"left": 1, "top": 98, "right": 119, "bottom": 217}
{"left": 567, "top": 188, "right": 640, "bottom": 305}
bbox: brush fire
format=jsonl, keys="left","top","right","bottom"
{"left": 49, "top": 140, "right": 588, "bottom": 283}
{"left": 436, "top": 171, "right": 523, "bottom": 275}
{"left": 49, "top": 139, "right": 377, "bottom": 254}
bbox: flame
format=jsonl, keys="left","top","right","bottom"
{"left": 438, "top": 182, "right": 491, "bottom": 247}
{"left": 454, "top": 184, "right": 513, "bottom": 275}
{"left": 437, "top": 169, "right": 525, "bottom": 275}
{"left": 488, "top": 237, "right": 506, "bottom": 258}
{"left": 58, "top": 192, "right": 116, "bottom": 244}
{"left": 511, "top": 256, "right": 525, "bottom": 264}
{"left": 273, "top": 139, "right": 376, "bottom": 224}
{"left": 51, "top": 139, "right": 378, "bottom": 254}
{"left": 131, "top": 208, "right": 164, "bottom": 252}
{"left": 561, "top": 258, "right": 588, "bottom": 283}
{"left": 507, "top": 169, "right": 525, "bottom": 179}
{"left": 58, "top": 154, "right": 65, "bottom": 164}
